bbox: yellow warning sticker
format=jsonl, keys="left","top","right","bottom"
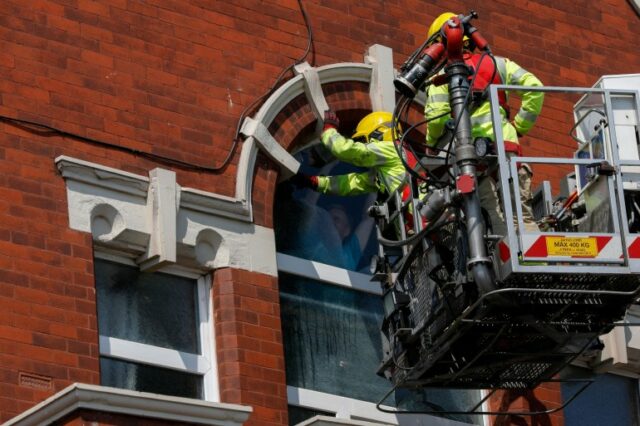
{"left": 545, "top": 237, "right": 598, "bottom": 257}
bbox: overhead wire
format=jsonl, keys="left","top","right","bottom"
{"left": 0, "top": 116, "right": 226, "bottom": 172}
{"left": 0, "top": 0, "right": 314, "bottom": 174}
{"left": 231, "top": 0, "right": 314, "bottom": 163}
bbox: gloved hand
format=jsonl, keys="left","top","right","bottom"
{"left": 323, "top": 109, "right": 340, "bottom": 131}
{"left": 290, "top": 173, "right": 318, "bottom": 190}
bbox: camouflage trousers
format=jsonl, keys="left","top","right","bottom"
{"left": 478, "top": 161, "right": 538, "bottom": 237}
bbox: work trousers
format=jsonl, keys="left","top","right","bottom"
{"left": 478, "top": 158, "right": 538, "bottom": 237}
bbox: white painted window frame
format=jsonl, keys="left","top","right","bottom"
{"left": 287, "top": 386, "right": 396, "bottom": 423}
{"left": 277, "top": 253, "right": 380, "bottom": 295}
{"left": 95, "top": 252, "right": 219, "bottom": 402}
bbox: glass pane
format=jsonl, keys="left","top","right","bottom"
{"left": 280, "top": 273, "right": 480, "bottom": 422}
{"left": 275, "top": 147, "right": 377, "bottom": 272}
{"left": 561, "top": 367, "right": 640, "bottom": 426}
{"left": 280, "top": 272, "right": 389, "bottom": 402}
{"left": 95, "top": 259, "right": 200, "bottom": 354}
{"left": 100, "top": 357, "right": 202, "bottom": 399}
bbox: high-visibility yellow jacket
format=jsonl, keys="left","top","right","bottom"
{"left": 316, "top": 128, "right": 406, "bottom": 196}
{"left": 424, "top": 54, "right": 544, "bottom": 148}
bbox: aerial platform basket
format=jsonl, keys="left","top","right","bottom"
{"left": 373, "top": 82, "right": 640, "bottom": 409}
{"left": 377, "top": 221, "right": 639, "bottom": 391}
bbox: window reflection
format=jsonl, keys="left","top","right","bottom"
{"left": 95, "top": 259, "right": 200, "bottom": 354}
{"left": 275, "top": 146, "right": 377, "bottom": 272}
{"left": 100, "top": 357, "right": 202, "bottom": 399}
{"left": 279, "top": 272, "right": 389, "bottom": 401}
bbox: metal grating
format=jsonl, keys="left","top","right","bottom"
{"left": 498, "top": 362, "right": 554, "bottom": 385}
{"left": 406, "top": 247, "right": 434, "bottom": 328}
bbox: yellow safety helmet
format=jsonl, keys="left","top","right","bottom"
{"left": 427, "top": 12, "right": 456, "bottom": 40}
{"left": 351, "top": 111, "right": 400, "bottom": 142}
{"left": 427, "top": 12, "right": 468, "bottom": 44}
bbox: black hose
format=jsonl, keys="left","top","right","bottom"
{"left": 444, "top": 50, "right": 496, "bottom": 177}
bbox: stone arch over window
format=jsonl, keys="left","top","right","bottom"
{"left": 241, "top": 44, "right": 427, "bottom": 226}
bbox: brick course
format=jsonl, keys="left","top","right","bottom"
{"left": 214, "top": 268, "right": 288, "bottom": 426}
{"left": 1, "top": 0, "right": 640, "bottom": 425}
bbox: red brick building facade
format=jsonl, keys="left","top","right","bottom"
{"left": 1, "top": 1, "right": 640, "bottom": 425}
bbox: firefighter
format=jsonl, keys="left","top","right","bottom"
{"left": 424, "top": 12, "right": 544, "bottom": 236}
{"left": 292, "top": 110, "right": 408, "bottom": 198}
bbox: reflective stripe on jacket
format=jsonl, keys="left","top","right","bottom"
{"left": 424, "top": 54, "right": 544, "bottom": 148}
{"left": 316, "top": 128, "right": 406, "bottom": 196}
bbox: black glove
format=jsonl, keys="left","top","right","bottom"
{"left": 290, "top": 173, "right": 318, "bottom": 190}
{"left": 323, "top": 109, "right": 340, "bottom": 130}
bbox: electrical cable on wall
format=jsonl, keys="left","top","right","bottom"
{"left": 0, "top": 115, "right": 225, "bottom": 172}
{"left": 0, "top": 0, "right": 314, "bottom": 173}
{"left": 230, "top": 0, "right": 314, "bottom": 164}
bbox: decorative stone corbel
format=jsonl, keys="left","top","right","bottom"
{"left": 56, "top": 156, "right": 277, "bottom": 276}
{"left": 137, "top": 168, "right": 178, "bottom": 271}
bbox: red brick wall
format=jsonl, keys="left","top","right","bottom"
{"left": 270, "top": 82, "right": 372, "bottom": 153}
{"left": 213, "top": 267, "right": 287, "bottom": 426}
{"left": 1, "top": 0, "right": 640, "bottom": 425}
{"left": 0, "top": 124, "right": 99, "bottom": 421}
{"left": 0, "top": 1, "right": 639, "bottom": 215}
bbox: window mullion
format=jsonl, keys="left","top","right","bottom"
{"left": 197, "top": 275, "right": 219, "bottom": 402}
{"left": 99, "top": 335, "right": 210, "bottom": 375}
{"left": 276, "top": 252, "right": 380, "bottom": 295}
